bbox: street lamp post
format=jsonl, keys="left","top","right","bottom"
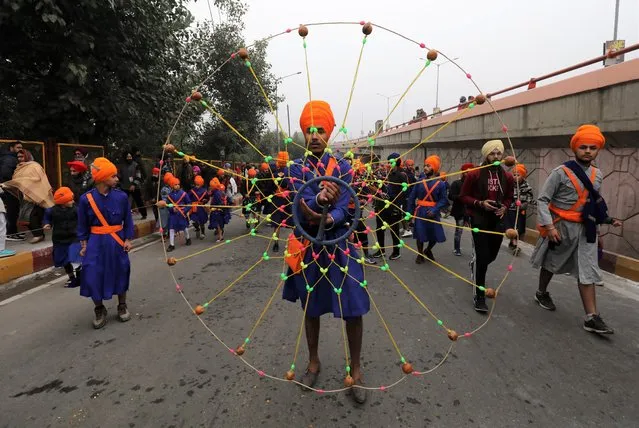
{"left": 420, "top": 56, "right": 459, "bottom": 112}
{"left": 275, "top": 71, "right": 302, "bottom": 151}
{"left": 376, "top": 92, "right": 400, "bottom": 130}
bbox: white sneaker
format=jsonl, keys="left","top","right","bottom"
{"left": 402, "top": 230, "right": 413, "bottom": 237}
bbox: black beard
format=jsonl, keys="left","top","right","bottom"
{"left": 576, "top": 157, "right": 592, "bottom": 166}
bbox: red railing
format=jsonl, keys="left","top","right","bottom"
{"left": 380, "top": 42, "right": 639, "bottom": 134}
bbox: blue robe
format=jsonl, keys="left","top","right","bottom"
{"left": 282, "top": 153, "right": 369, "bottom": 319}
{"left": 407, "top": 177, "right": 447, "bottom": 243}
{"left": 208, "top": 189, "right": 229, "bottom": 229}
{"left": 167, "top": 189, "right": 191, "bottom": 232}
{"left": 189, "top": 187, "right": 209, "bottom": 225}
{"left": 77, "top": 188, "right": 134, "bottom": 301}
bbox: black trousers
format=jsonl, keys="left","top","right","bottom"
{"left": 471, "top": 229, "right": 503, "bottom": 297}
{"left": 1, "top": 192, "right": 20, "bottom": 235}
{"left": 127, "top": 188, "right": 147, "bottom": 218}
{"left": 29, "top": 205, "right": 45, "bottom": 237}
{"left": 375, "top": 208, "right": 401, "bottom": 254}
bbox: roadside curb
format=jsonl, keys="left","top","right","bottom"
{"left": 0, "top": 219, "right": 159, "bottom": 287}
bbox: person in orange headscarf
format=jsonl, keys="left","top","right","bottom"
{"left": 166, "top": 176, "right": 192, "bottom": 251}
{"left": 283, "top": 100, "right": 369, "bottom": 404}
{"left": 189, "top": 175, "right": 209, "bottom": 240}
{"left": 208, "top": 177, "right": 230, "bottom": 241}
{"left": 43, "top": 187, "right": 82, "bottom": 287}
{"left": 407, "top": 155, "right": 448, "bottom": 264}
{"left": 505, "top": 163, "right": 536, "bottom": 255}
{"left": 531, "top": 124, "right": 621, "bottom": 334}
{"left": 77, "top": 157, "right": 134, "bottom": 329}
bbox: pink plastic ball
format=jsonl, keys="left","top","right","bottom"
{"left": 317, "top": 389, "right": 324, "bottom": 394}
{"left": 286, "top": 28, "right": 291, "bottom": 33}
{"left": 328, "top": 253, "right": 335, "bottom": 260}
{"left": 466, "top": 73, "right": 472, "bottom": 79}
{"left": 229, "top": 348, "right": 236, "bottom": 354}
{"left": 302, "top": 166, "right": 310, "bottom": 173}
{"left": 464, "top": 332, "right": 472, "bottom": 337}
{"left": 359, "top": 20, "right": 365, "bottom": 25}
{"left": 185, "top": 96, "right": 191, "bottom": 103}
{"left": 419, "top": 43, "right": 426, "bottom": 48}
{"left": 380, "top": 386, "right": 386, "bottom": 391}
{"left": 175, "top": 284, "right": 182, "bottom": 292}
{"left": 502, "top": 125, "right": 508, "bottom": 132}
{"left": 515, "top": 200, "right": 521, "bottom": 207}
{"left": 258, "top": 370, "right": 265, "bottom": 377}
{"left": 508, "top": 265, "right": 513, "bottom": 271}
{"left": 159, "top": 227, "right": 163, "bottom": 233}
{"left": 280, "top": 220, "right": 287, "bottom": 227}
{"left": 343, "top": 249, "right": 350, "bottom": 255}
{"left": 230, "top": 52, "right": 236, "bottom": 59}
{"left": 159, "top": 160, "right": 164, "bottom": 166}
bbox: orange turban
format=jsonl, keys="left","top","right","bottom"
{"left": 405, "top": 159, "right": 415, "bottom": 167}
{"left": 260, "top": 162, "right": 269, "bottom": 172}
{"left": 299, "top": 100, "right": 336, "bottom": 140}
{"left": 194, "top": 175, "right": 204, "bottom": 186}
{"left": 513, "top": 163, "right": 528, "bottom": 178}
{"left": 276, "top": 151, "right": 289, "bottom": 168}
{"left": 248, "top": 168, "right": 257, "bottom": 178}
{"left": 216, "top": 168, "right": 225, "bottom": 176}
{"left": 570, "top": 124, "right": 605, "bottom": 152}
{"left": 67, "top": 161, "right": 88, "bottom": 173}
{"left": 54, "top": 187, "right": 74, "bottom": 205}
{"left": 168, "top": 177, "right": 180, "bottom": 187}
{"left": 210, "top": 177, "right": 221, "bottom": 189}
{"left": 424, "top": 155, "right": 441, "bottom": 173}
{"left": 91, "top": 157, "right": 117, "bottom": 183}
{"left": 163, "top": 172, "right": 174, "bottom": 185}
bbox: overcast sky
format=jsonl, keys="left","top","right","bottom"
{"left": 187, "top": 0, "right": 638, "bottom": 139}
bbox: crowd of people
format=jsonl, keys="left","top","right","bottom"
{"left": 0, "top": 101, "right": 621, "bottom": 405}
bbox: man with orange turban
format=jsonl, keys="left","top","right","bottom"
{"left": 449, "top": 162, "right": 474, "bottom": 256}
{"left": 43, "top": 187, "right": 82, "bottom": 287}
{"left": 208, "top": 177, "right": 230, "bottom": 241}
{"left": 166, "top": 176, "right": 192, "bottom": 251}
{"left": 77, "top": 157, "right": 134, "bottom": 329}
{"left": 407, "top": 155, "right": 448, "bottom": 264}
{"left": 505, "top": 163, "right": 536, "bottom": 256}
{"left": 531, "top": 124, "right": 621, "bottom": 334}
{"left": 283, "top": 100, "right": 369, "bottom": 404}
{"left": 460, "top": 141, "right": 514, "bottom": 313}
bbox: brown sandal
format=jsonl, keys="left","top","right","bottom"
{"left": 299, "top": 363, "right": 321, "bottom": 390}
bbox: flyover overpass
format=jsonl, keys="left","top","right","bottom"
{"left": 339, "top": 57, "right": 639, "bottom": 270}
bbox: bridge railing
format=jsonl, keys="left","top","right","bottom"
{"left": 380, "top": 42, "right": 639, "bottom": 134}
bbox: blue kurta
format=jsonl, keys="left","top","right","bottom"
{"left": 77, "top": 188, "right": 134, "bottom": 301}
{"left": 282, "top": 153, "right": 369, "bottom": 319}
{"left": 189, "top": 187, "right": 209, "bottom": 225}
{"left": 208, "top": 189, "right": 229, "bottom": 229}
{"left": 407, "top": 177, "right": 447, "bottom": 243}
{"left": 167, "top": 189, "right": 191, "bottom": 232}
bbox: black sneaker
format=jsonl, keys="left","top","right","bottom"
{"left": 272, "top": 242, "right": 279, "bottom": 252}
{"left": 363, "top": 255, "right": 377, "bottom": 264}
{"left": 474, "top": 296, "right": 489, "bottom": 313}
{"left": 535, "top": 291, "right": 556, "bottom": 311}
{"left": 425, "top": 249, "right": 435, "bottom": 261}
{"left": 583, "top": 314, "right": 614, "bottom": 334}
{"left": 195, "top": 228, "right": 201, "bottom": 240}
{"left": 389, "top": 252, "right": 401, "bottom": 260}
{"left": 167, "top": 245, "right": 175, "bottom": 252}
{"left": 6, "top": 233, "right": 25, "bottom": 241}
{"left": 372, "top": 251, "right": 385, "bottom": 259}
{"left": 185, "top": 238, "right": 192, "bottom": 246}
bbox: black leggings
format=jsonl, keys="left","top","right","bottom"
{"left": 375, "top": 209, "right": 401, "bottom": 254}
{"left": 472, "top": 229, "right": 503, "bottom": 297}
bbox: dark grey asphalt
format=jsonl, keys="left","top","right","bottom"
{"left": 1, "top": 218, "right": 638, "bottom": 428}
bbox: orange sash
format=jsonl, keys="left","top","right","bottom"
{"left": 415, "top": 180, "right": 440, "bottom": 212}
{"left": 86, "top": 193, "right": 125, "bottom": 247}
{"left": 537, "top": 166, "right": 597, "bottom": 237}
{"left": 168, "top": 192, "right": 187, "bottom": 218}
{"left": 190, "top": 189, "right": 206, "bottom": 213}
{"left": 284, "top": 157, "right": 339, "bottom": 273}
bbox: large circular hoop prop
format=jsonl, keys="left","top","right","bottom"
{"left": 292, "top": 175, "right": 361, "bottom": 246}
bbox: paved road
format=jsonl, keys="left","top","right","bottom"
{"left": 1, "top": 218, "right": 638, "bottom": 427}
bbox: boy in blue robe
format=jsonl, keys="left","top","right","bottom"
{"left": 77, "top": 157, "right": 134, "bottom": 329}
{"left": 166, "top": 177, "right": 191, "bottom": 252}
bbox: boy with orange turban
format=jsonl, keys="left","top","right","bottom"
{"left": 166, "top": 176, "right": 192, "bottom": 251}
{"left": 407, "top": 155, "right": 448, "bottom": 263}
{"left": 77, "top": 157, "right": 134, "bottom": 329}
{"left": 531, "top": 124, "right": 621, "bottom": 334}
{"left": 265, "top": 151, "right": 291, "bottom": 252}
{"left": 283, "top": 100, "right": 369, "bottom": 405}
{"left": 208, "top": 177, "right": 229, "bottom": 242}
{"left": 505, "top": 163, "right": 535, "bottom": 255}
{"left": 43, "top": 187, "right": 82, "bottom": 287}
{"left": 460, "top": 140, "right": 514, "bottom": 313}
{"left": 189, "top": 175, "right": 209, "bottom": 240}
